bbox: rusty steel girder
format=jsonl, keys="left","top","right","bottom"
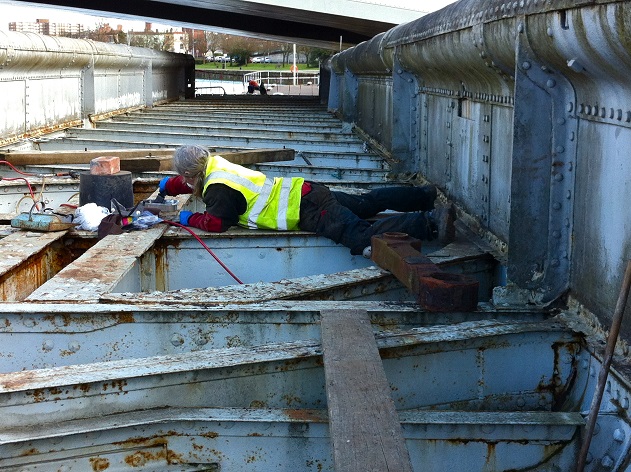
{"left": 371, "top": 232, "right": 479, "bottom": 312}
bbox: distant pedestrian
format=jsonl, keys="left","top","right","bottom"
{"left": 247, "top": 80, "right": 260, "bottom": 94}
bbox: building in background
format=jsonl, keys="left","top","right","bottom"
{"left": 127, "top": 22, "right": 187, "bottom": 52}
{"left": 9, "top": 18, "right": 85, "bottom": 36}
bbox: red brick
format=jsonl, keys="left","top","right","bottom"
{"left": 90, "top": 156, "right": 120, "bottom": 175}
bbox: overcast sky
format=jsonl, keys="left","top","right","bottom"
{"left": 0, "top": 0, "right": 458, "bottom": 32}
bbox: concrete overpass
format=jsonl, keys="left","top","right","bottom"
{"left": 10, "top": 0, "right": 429, "bottom": 48}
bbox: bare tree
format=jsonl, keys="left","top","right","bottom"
{"left": 205, "top": 32, "right": 229, "bottom": 60}
{"left": 223, "top": 35, "right": 256, "bottom": 65}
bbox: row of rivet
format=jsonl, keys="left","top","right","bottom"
{"left": 577, "top": 104, "right": 631, "bottom": 123}
{"left": 419, "top": 86, "right": 514, "bottom": 104}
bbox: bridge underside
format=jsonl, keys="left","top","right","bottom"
{"left": 11, "top": 0, "right": 421, "bottom": 48}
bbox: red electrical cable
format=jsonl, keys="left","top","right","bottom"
{"left": 1, "top": 160, "right": 40, "bottom": 210}
{"left": 3, "top": 177, "right": 36, "bottom": 195}
{"left": 163, "top": 220, "right": 244, "bottom": 285}
{"left": 0, "top": 160, "right": 37, "bottom": 176}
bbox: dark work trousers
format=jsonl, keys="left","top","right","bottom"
{"left": 299, "top": 182, "right": 435, "bottom": 255}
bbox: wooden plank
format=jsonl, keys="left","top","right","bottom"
{"left": 1, "top": 149, "right": 174, "bottom": 166}
{"left": 320, "top": 309, "right": 413, "bottom": 472}
{"left": 1, "top": 148, "right": 296, "bottom": 171}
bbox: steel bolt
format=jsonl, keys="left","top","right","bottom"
{"left": 42, "top": 340, "right": 54, "bottom": 351}
{"left": 601, "top": 455, "right": 614, "bottom": 468}
{"left": 171, "top": 333, "right": 185, "bottom": 346}
{"left": 547, "top": 79, "right": 556, "bottom": 88}
{"left": 522, "top": 61, "right": 531, "bottom": 70}
{"left": 613, "top": 428, "right": 625, "bottom": 442}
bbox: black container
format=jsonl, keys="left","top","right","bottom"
{"left": 79, "top": 171, "right": 134, "bottom": 210}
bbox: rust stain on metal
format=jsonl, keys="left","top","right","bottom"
{"left": 306, "top": 460, "right": 324, "bottom": 471}
{"left": 32, "top": 389, "right": 45, "bottom": 403}
{"left": 282, "top": 393, "right": 302, "bottom": 406}
{"left": 89, "top": 456, "right": 110, "bottom": 471}
{"left": 201, "top": 431, "right": 219, "bottom": 438}
{"left": 225, "top": 335, "right": 243, "bottom": 347}
{"left": 0, "top": 370, "right": 36, "bottom": 391}
{"left": 124, "top": 448, "right": 167, "bottom": 467}
{"left": 19, "top": 447, "right": 39, "bottom": 456}
{"left": 284, "top": 408, "right": 327, "bottom": 422}
{"left": 116, "top": 312, "right": 136, "bottom": 324}
{"left": 102, "top": 379, "right": 128, "bottom": 392}
{"left": 113, "top": 436, "right": 168, "bottom": 447}
{"left": 59, "top": 253, "right": 125, "bottom": 282}
{"left": 371, "top": 232, "right": 479, "bottom": 311}
{"left": 166, "top": 448, "right": 185, "bottom": 465}
{"left": 485, "top": 442, "right": 497, "bottom": 465}
{"left": 153, "top": 242, "right": 169, "bottom": 292}
{"left": 74, "top": 383, "right": 92, "bottom": 393}
{"left": 0, "top": 119, "right": 83, "bottom": 147}
{"left": 551, "top": 341, "right": 581, "bottom": 410}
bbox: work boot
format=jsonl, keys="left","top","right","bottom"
{"left": 429, "top": 203, "right": 457, "bottom": 244}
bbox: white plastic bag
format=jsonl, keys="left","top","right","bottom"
{"left": 74, "top": 203, "right": 110, "bottom": 231}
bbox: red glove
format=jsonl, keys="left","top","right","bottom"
{"left": 187, "top": 212, "right": 228, "bottom": 232}
{"left": 163, "top": 176, "right": 193, "bottom": 196}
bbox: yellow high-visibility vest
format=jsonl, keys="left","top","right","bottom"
{"left": 202, "top": 154, "right": 304, "bottom": 230}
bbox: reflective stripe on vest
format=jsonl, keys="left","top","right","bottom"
{"left": 202, "top": 155, "right": 303, "bottom": 230}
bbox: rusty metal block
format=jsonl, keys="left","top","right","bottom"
{"left": 371, "top": 232, "right": 479, "bottom": 312}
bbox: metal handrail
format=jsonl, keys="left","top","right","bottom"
{"left": 195, "top": 86, "right": 227, "bottom": 96}
{"left": 243, "top": 70, "right": 320, "bottom": 88}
